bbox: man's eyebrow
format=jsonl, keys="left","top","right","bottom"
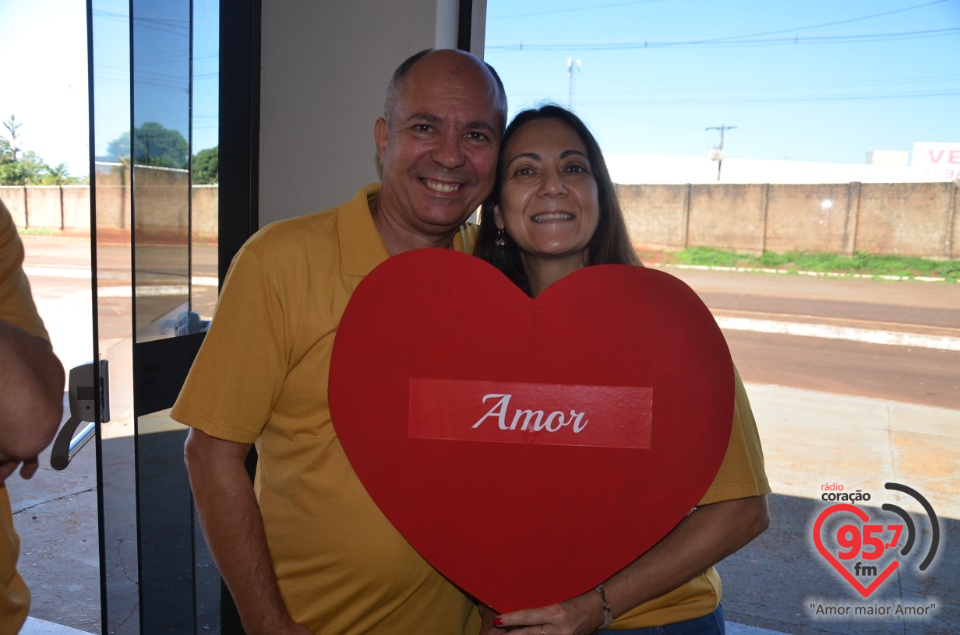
{"left": 465, "top": 120, "right": 498, "bottom": 135}
{"left": 402, "top": 112, "right": 442, "bottom": 125}
{"left": 400, "top": 113, "right": 497, "bottom": 135}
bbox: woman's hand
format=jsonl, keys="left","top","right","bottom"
{"left": 487, "top": 590, "right": 604, "bottom": 635}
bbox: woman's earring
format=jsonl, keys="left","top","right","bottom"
{"left": 495, "top": 228, "right": 506, "bottom": 262}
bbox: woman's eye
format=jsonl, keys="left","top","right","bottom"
{"left": 514, "top": 166, "right": 534, "bottom": 177}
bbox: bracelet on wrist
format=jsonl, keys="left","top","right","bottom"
{"left": 595, "top": 584, "right": 613, "bottom": 629}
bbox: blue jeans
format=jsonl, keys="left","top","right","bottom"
{"left": 598, "top": 604, "right": 725, "bottom": 635}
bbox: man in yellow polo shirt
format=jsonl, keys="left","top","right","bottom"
{"left": 172, "top": 49, "right": 507, "bottom": 634}
{"left": 0, "top": 206, "right": 66, "bottom": 632}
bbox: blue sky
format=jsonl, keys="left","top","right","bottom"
{"left": 1, "top": 0, "right": 957, "bottom": 177}
{"left": 485, "top": 0, "right": 960, "bottom": 164}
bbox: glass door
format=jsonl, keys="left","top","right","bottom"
{"left": 87, "top": 0, "right": 221, "bottom": 631}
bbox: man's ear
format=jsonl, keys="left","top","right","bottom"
{"left": 493, "top": 205, "right": 505, "bottom": 230}
{"left": 374, "top": 117, "right": 389, "bottom": 163}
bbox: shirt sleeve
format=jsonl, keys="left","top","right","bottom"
{"left": 697, "top": 368, "right": 771, "bottom": 505}
{"left": 170, "top": 245, "right": 288, "bottom": 443}
{"left": 0, "top": 208, "right": 50, "bottom": 343}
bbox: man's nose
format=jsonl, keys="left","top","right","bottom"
{"left": 431, "top": 133, "right": 466, "bottom": 168}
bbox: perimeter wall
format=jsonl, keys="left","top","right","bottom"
{"left": 617, "top": 182, "right": 958, "bottom": 259}
{"left": 3, "top": 181, "right": 958, "bottom": 259}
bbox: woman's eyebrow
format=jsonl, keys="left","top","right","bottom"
{"left": 505, "top": 151, "right": 542, "bottom": 166}
{"left": 506, "top": 149, "right": 588, "bottom": 167}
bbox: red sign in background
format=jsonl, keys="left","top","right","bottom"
{"left": 329, "top": 250, "right": 734, "bottom": 612}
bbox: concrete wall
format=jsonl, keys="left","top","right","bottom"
{"left": 764, "top": 184, "right": 858, "bottom": 255}
{"left": 63, "top": 185, "right": 90, "bottom": 231}
{"left": 856, "top": 183, "right": 957, "bottom": 257}
{"left": 133, "top": 166, "right": 190, "bottom": 238}
{"left": 2, "top": 176, "right": 217, "bottom": 241}
{"left": 192, "top": 185, "right": 218, "bottom": 239}
{"left": 616, "top": 181, "right": 959, "bottom": 259}
{"left": 689, "top": 184, "right": 767, "bottom": 254}
{"left": 92, "top": 164, "right": 131, "bottom": 232}
{"left": 8, "top": 181, "right": 958, "bottom": 259}
{"left": 619, "top": 184, "right": 689, "bottom": 251}
{"left": 0, "top": 186, "right": 26, "bottom": 227}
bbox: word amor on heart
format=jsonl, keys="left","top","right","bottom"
{"left": 472, "top": 393, "right": 588, "bottom": 433}
{"left": 407, "top": 378, "right": 652, "bottom": 449}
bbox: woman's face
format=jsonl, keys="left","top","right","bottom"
{"left": 495, "top": 118, "right": 600, "bottom": 264}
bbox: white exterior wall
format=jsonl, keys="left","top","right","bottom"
{"left": 258, "top": 0, "right": 487, "bottom": 226}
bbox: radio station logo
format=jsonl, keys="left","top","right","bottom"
{"left": 812, "top": 482, "right": 940, "bottom": 599}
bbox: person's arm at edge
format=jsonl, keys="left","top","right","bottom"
{"left": 0, "top": 320, "right": 65, "bottom": 480}
{"left": 486, "top": 494, "right": 770, "bottom": 635}
{"left": 184, "top": 428, "right": 312, "bottom": 635}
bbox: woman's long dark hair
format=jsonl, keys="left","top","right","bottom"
{"left": 475, "top": 104, "right": 641, "bottom": 295}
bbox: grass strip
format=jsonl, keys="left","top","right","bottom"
{"left": 663, "top": 247, "right": 960, "bottom": 282}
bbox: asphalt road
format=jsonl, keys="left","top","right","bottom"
{"left": 665, "top": 266, "right": 960, "bottom": 411}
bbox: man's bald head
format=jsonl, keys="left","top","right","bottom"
{"left": 383, "top": 48, "right": 507, "bottom": 134}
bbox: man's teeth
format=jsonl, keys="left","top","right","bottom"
{"left": 424, "top": 180, "right": 460, "bottom": 193}
{"left": 532, "top": 212, "right": 574, "bottom": 222}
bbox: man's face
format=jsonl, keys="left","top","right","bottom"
{"left": 375, "top": 51, "right": 503, "bottom": 240}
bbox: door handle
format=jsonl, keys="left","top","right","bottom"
{"left": 50, "top": 360, "right": 110, "bottom": 470}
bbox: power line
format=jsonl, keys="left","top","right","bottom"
{"left": 487, "top": 27, "right": 959, "bottom": 52}
{"left": 654, "top": 0, "right": 950, "bottom": 44}
{"left": 563, "top": 88, "right": 960, "bottom": 108}
{"left": 488, "top": 0, "right": 950, "bottom": 37}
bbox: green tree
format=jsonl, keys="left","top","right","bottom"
{"left": 0, "top": 116, "right": 84, "bottom": 185}
{"left": 135, "top": 122, "right": 189, "bottom": 168}
{"left": 105, "top": 123, "right": 189, "bottom": 169}
{"left": 0, "top": 149, "right": 46, "bottom": 185}
{"left": 0, "top": 160, "right": 27, "bottom": 185}
{"left": 0, "top": 137, "right": 14, "bottom": 164}
{"left": 38, "top": 163, "right": 74, "bottom": 185}
{"left": 192, "top": 146, "right": 218, "bottom": 184}
{"left": 105, "top": 131, "right": 130, "bottom": 163}
{"left": 0, "top": 128, "right": 23, "bottom": 184}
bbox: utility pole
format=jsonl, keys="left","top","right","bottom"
{"left": 567, "top": 57, "right": 581, "bottom": 108}
{"left": 706, "top": 124, "right": 736, "bottom": 181}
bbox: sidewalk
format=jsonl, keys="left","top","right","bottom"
{"left": 10, "top": 382, "right": 958, "bottom": 634}
{"left": 718, "top": 383, "right": 959, "bottom": 635}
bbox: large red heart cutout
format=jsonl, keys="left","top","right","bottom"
{"left": 329, "top": 250, "right": 733, "bottom": 612}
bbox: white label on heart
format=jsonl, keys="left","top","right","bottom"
{"left": 409, "top": 378, "right": 653, "bottom": 449}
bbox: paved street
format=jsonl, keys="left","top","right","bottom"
{"left": 9, "top": 234, "right": 960, "bottom": 634}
